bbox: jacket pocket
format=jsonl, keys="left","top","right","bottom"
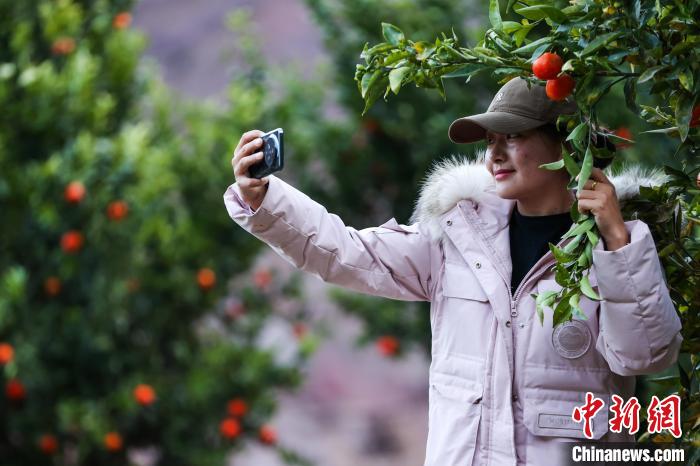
{"left": 438, "top": 264, "right": 492, "bottom": 359}
{"left": 522, "top": 389, "right": 610, "bottom": 440}
{"left": 425, "top": 372, "right": 483, "bottom": 466}
{"left": 442, "top": 263, "right": 489, "bottom": 302}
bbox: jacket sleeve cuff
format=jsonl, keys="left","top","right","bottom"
{"left": 224, "top": 182, "right": 256, "bottom": 215}
{"left": 592, "top": 220, "right": 683, "bottom": 374}
{"left": 223, "top": 175, "right": 285, "bottom": 237}
{"left": 592, "top": 220, "right": 663, "bottom": 303}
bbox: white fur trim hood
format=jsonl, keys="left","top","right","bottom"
{"left": 409, "top": 150, "right": 671, "bottom": 243}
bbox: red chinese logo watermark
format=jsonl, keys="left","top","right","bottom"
{"left": 609, "top": 394, "right": 641, "bottom": 435}
{"left": 647, "top": 394, "right": 682, "bottom": 438}
{"left": 572, "top": 392, "right": 605, "bottom": 438}
{"left": 571, "top": 392, "right": 681, "bottom": 439}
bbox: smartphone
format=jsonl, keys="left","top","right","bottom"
{"left": 248, "top": 128, "right": 284, "bottom": 179}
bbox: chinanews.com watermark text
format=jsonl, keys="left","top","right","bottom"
{"left": 568, "top": 443, "right": 685, "bottom": 464}
{"left": 563, "top": 392, "right": 687, "bottom": 465}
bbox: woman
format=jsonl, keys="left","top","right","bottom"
{"left": 224, "top": 77, "right": 682, "bottom": 466}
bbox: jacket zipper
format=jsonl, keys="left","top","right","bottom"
{"left": 458, "top": 202, "right": 569, "bottom": 319}
{"left": 508, "top": 237, "right": 567, "bottom": 319}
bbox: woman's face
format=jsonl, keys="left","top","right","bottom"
{"left": 484, "top": 129, "right": 568, "bottom": 202}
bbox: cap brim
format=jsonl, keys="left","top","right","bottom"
{"left": 448, "top": 112, "right": 549, "bottom": 144}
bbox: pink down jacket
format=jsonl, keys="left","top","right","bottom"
{"left": 223, "top": 156, "right": 683, "bottom": 466}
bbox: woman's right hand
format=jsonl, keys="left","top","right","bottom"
{"left": 231, "top": 129, "right": 270, "bottom": 211}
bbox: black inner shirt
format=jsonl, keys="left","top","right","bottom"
{"left": 509, "top": 203, "right": 573, "bottom": 296}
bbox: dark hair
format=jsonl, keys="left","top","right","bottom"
{"left": 536, "top": 123, "right": 615, "bottom": 170}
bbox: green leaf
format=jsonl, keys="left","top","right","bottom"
{"left": 563, "top": 233, "right": 584, "bottom": 254}
{"left": 564, "top": 218, "right": 595, "bottom": 239}
{"left": 530, "top": 43, "right": 552, "bottom": 62}
{"left": 637, "top": 65, "right": 665, "bottom": 84}
{"left": 577, "top": 248, "right": 590, "bottom": 267}
{"left": 585, "top": 229, "right": 599, "bottom": 248}
{"left": 647, "top": 375, "right": 680, "bottom": 384}
{"left": 566, "top": 122, "right": 588, "bottom": 145}
{"left": 552, "top": 296, "right": 572, "bottom": 326}
{"left": 489, "top": 0, "right": 503, "bottom": 31}
{"left": 658, "top": 242, "right": 677, "bottom": 258}
{"left": 679, "top": 68, "right": 694, "bottom": 93}
{"left": 512, "top": 20, "right": 537, "bottom": 47}
{"left": 561, "top": 58, "right": 576, "bottom": 73}
{"left": 361, "top": 76, "right": 388, "bottom": 115}
{"left": 576, "top": 146, "right": 593, "bottom": 192}
{"left": 435, "top": 76, "right": 447, "bottom": 101}
{"left": 639, "top": 126, "right": 679, "bottom": 135}
{"left": 580, "top": 275, "right": 601, "bottom": 301}
{"left": 549, "top": 243, "right": 576, "bottom": 263}
{"left": 569, "top": 293, "right": 587, "bottom": 320}
{"left": 580, "top": 31, "right": 623, "bottom": 56}
{"left": 361, "top": 42, "right": 394, "bottom": 60}
{"left": 442, "top": 63, "right": 487, "bottom": 78}
{"left": 539, "top": 159, "right": 565, "bottom": 170}
{"left": 381, "top": 23, "right": 405, "bottom": 46}
{"left": 607, "top": 51, "right": 630, "bottom": 63}
{"left": 534, "top": 290, "right": 558, "bottom": 326}
{"left": 562, "top": 149, "right": 580, "bottom": 178}
{"left": 554, "top": 265, "right": 569, "bottom": 286}
{"left": 536, "top": 301, "right": 545, "bottom": 325}
{"left": 584, "top": 240, "right": 593, "bottom": 265}
{"left": 360, "top": 69, "right": 381, "bottom": 98}
{"left": 670, "top": 39, "right": 697, "bottom": 56}
{"left": 570, "top": 198, "right": 581, "bottom": 223}
{"left": 536, "top": 290, "right": 558, "bottom": 306}
{"left": 514, "top": 4, "right": 569, "bottom": 24}
{"left": 605, "top": 132, "right": 633, "bottom": 145}
{"left": 512, "top": 36, "right": 552, "bottom": 56}
{"left": 1, "top": 266, "right": 27, "bottom": 301}
{"left": 416, "top": 44, "right": 437, "bottom": 61}
{"left": 675, "top": 92, "right": 695, "bottom": 141}
{"left": 383, "top": 50, "right": 411, "bottom": 66}
{"left": 679, "top": 362, "right": 690, "bottom": 390}
{"left": 501, "top": 21, "right": 521, "bottom": 33}
{"left": 388, "top": 67, "right": 411, "bottom": 94}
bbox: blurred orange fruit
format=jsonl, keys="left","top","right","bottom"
{"left": 104, "top": 432, "right": 123, "bottom": 451}
{"left": 107, "top": 200, "right": 129, "bottom": 221}
{"left": 197, "top": 268, "right": 216, "bottom": 290}
{"left": 38, "top": 434, "right": 58, "bottom": 455}
{"left": 259, "top": 424, "right": 277, "bottom": 445}
{"left": 220, "top": 418, "right": 241, "bottom": 439}
{"left": 6, "top": 379, "right": 26, "bottom": 400}
{"left": 44, "top": 276, "right": 62, "bottom": 296}
{"left": 133, "top": 384, "right": 156, "bottom": 405}
{"left": 61, "top": 231, "right": 84, "bottom": 253}
{"left": 64, "top": 181, "right": 85, "bottom": 203}
{"left": 375, "top": 335, "right": 399, "bottom": 356}
{"left": 113, "top": 12, "right": 132, "bottom": 29}
{"left": 253, "top": 268, "right": 272, "bottom": 289}
{"left": 52, "top": 37, "right": 75, "bottom": 55}
{"left": 227, "top": 398, "right": 248, "bottom": 417}
{"left": 0, "top": 343, "right": 14, "bottom": 365}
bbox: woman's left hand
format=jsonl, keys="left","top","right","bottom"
{"left": 575, "top": 167, "right": 629, "bottom": 251}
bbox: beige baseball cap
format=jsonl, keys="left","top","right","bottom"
{"left": 448, "top": 77, "right": 578, "bottom": 144}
